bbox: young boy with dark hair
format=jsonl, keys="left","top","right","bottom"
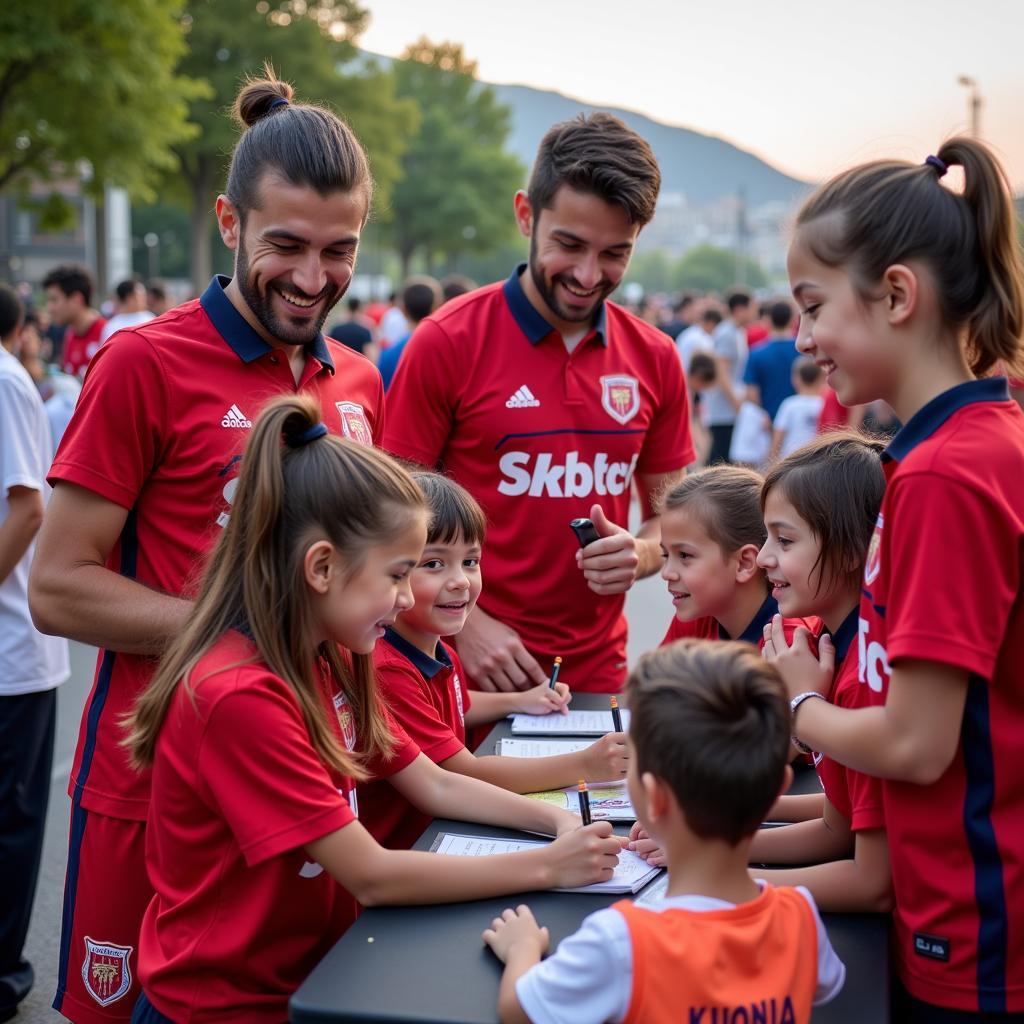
{"left": 483, "top": 640, "right": 845, "bottom": 1024}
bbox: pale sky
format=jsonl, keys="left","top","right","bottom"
{"left": 361, "top": 0, "right": 1024, "bottom": 190}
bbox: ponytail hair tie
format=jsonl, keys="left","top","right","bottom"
{"left": 924, "top": 154, "right": 948, "bottom": 178}
{"left": 268, "top": 96, "right": 290, "bottom": 112}
{"left": 286, "top": 422, "right": 328, "bottom": 448}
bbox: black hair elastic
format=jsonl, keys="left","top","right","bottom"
{"left": 268, "top": 96, "right": 290, "bottom": 112}
{"left": 925, "top": 154, "right": 948, "bottom": 178}
{"left": 286, "top": 423, "right": 328, "bottom": 447}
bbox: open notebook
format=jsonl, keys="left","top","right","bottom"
{"left": 510, "top": 709, "right": 630, "bottom": 736}
{"left": 525, "top": 783, "right": 636, "bottom": 822}
{"left": 428, "top": 832, "right": 661, "bottom": 894}
{"left": 495, "top": 738, "right": 597, "bottom": 757}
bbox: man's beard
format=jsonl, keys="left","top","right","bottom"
{"left": 527, "top": 232, "right": 613, "bottom": 327}
{"left": 234, "top": 236, "right": 342, "bottom": 345}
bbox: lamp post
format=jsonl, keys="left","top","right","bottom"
{"left": 957, "top": 75, "right": 982, "bottom": 138}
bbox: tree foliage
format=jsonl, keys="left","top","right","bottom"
{"left": 172, "top": 0, "right": 417, "bottom": 290}
{"left": 0, "top": 1, "right": 202, "bottom": 222}
{"left": 388, "top": 39, "right": 525, "bottom": 276}
{"left": 626, "top": 243, "right": 767, "bottom": 295}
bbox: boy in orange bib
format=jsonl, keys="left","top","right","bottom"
{"left": 483, "top": 640, "right": 845, "bottom": 1024}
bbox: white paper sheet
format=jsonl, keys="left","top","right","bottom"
{"left": 633, "top": 871, "right": 670, "bottom": 907}
{"left": 496, "top": 738, "right": 597, "bottom": 758}
{"left": 428, "top": 832, "right": 659, "bottom": 894}
{"left": 525, "top": 783, "right": 636, "bottom": 822}
{"left": 510, "top": 709, "right": 630, "bottom": 735}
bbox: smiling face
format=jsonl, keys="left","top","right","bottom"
{"left": 659, "top": 506, "right": 742, "bottom": 623}
{"left": 314, "top": 516, "right": 427, "bottom": 654}
{"left": 394, "top": 532, "right": 483, "bottom": 653}
{"left": 756, "top": 487, "right": 825, "bottom": 620}
{"left": 787, "top": 232, "right": 901, "bottom": 408}
{"left": 218, "top": 172, "right": 366, "bottom": 347}
{"left": 516, "top": 186, "right": 639, "bottom": 337}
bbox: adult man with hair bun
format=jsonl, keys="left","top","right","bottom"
{"left": 31, "top": 71, "right": 383, "bottom": 1024}
{"left": 384, "top": 112, "right": 693, "bottom": 698}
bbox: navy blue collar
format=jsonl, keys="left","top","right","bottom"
{"left": 383, "top": 626, "right": 452, "bottom": 680}
{"left": 720, "top": 594, "right": 779, "bottom": 644}
{"left": 199, "top": 275, "right": 335, "bottom": 374}
{"left": 826, "top": 608, "right": 859, "bottom": 663}
{"left": 502, "top": 263, "right": 608, "bottom": 346}
{"left": 884, "top": 377, "right": 1008, "bottom": 463}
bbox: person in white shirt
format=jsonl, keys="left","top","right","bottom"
{"left": 770, "top": 357, "right": 825, "bottom": 462}
{"left": 0, "top": 285, "right": 70, "bottom": 1020}
{"left": 99, "top": 277, "right": 155, "bottom": 343}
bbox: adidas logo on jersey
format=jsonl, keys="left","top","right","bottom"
{"left": 221, "top": 404, "right": 252, "bottom": 429}
{"left": 505, "top": 385, "right": 540, "bottom": 408}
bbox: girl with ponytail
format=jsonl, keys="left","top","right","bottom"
{"left": 124, "top": 396, "right": 621, "bottom": 1024}
{"left": 778, "top": 139, "right": 1024, "bottom": 1019}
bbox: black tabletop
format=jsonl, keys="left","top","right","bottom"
{"left": 291, "top": 695, "right": 889, "bottom": 1023}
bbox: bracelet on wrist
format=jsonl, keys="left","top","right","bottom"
{"left": 789, "top": 691, "right": 827, "bottom": 754}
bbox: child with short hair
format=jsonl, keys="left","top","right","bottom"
{"left": 482, "top": 640, "right": 845, "bottom": 1024}
{"left": 750, "top": 433, "right": 892, "bottom": 912}
{"left": 770, "top": 356, "right": 824, "bottom": 461}
{"left": 359, "top": 472, "right": 627, "bottom": 849}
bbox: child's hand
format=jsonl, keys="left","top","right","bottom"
{"left": 515, "top": 680, "right": 572, "bottom": 716}
{"left": 582, "top": 731, "right": 628, "bottom": 781}
{"left": 762, "top": 616, "right": 834, "bottom": 700}
{"left": 547, "top": 821, "right": 622, "bottom": 888}
{"left": 627, "top": 823, "right": 667, "bottom": 867}
{"left": 483, "top": 905, "right": 549, "bottom": 964}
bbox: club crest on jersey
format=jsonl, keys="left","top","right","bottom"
{"left": 600, "top": 375, "right": 640, "bottom": 425}
{"left": 336, "top": 402, "right": 372, "bottom": 446}
{"left": 333, "top": 690, "right": 358, "bottom": 751}
{"left": 864, "top": 513, "right": 883, "bottom": 586}
{"left": 82, "top": 937, "right": 133, "bottom": 1007}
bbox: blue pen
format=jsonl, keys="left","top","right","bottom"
{"left": 549, "top": 656, "right": 562, "bottom": 689}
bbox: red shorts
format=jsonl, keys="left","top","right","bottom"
{"left": 54, "top": 806, "right": 151, "bottom": 1024}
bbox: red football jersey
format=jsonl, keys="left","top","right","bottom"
{"left": 50, "top": 276, "right": 384, "bottom": 820}
{"left": 658, "top": 594, "right": 818, "bottom": 650}
{"left": 383, "top": 268, "right": 693, "bottom": 693}
{"left": 139, "top": 631, "right": 417, "bottom": 1024}
{"left": 61, "top": 316, "right": 106, "bottom": 379}
{"left": 360, "top": 630, "right": 471, "bottom": 849}
{"left": 810, "top": 613, "right": 883, "bottom": 831}
{"left": 858, "top": 378, "right": 1024, "bottom": 1012}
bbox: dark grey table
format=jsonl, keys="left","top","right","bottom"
{"left": 291, "top": 695, "right": 889, "bottom": 1023}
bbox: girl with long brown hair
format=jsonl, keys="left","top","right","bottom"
{"left": 124, "top": 395, "right": 621, "bottom": 1024}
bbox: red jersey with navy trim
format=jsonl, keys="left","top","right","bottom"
{"left": 61, "top": 316, "right": 106, "bottom": 379}
{"left": 138, "top": 631, "right": 418, "bottom": 1024}
{"left": 857, "top": 377, "right": 1024, "bottom": 1012}
{"left": 659, "top": 593, "right": 819, "bottom": 651}
{"left": 383, "top": 267, "right": 693, "bottom": 693}
{"left": 811, "top": 612, "right": 883, "bottom": 831}
{"left": 49, "top": 276, "right": 384, "bottom": 820}
{"left": 359, "top": 630, "right": 471, "bottom": 849}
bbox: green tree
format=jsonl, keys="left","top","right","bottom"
{"left": 675, "top": 244, "right": 767, "bottom": 293}
{"left": 0, "top": 2, "right": 201, "bottom": 221}
{"left": 389, "top": 40, "right": 525, "bottom": 278}
{"left": 172, "top": 0, "right": 416, "bottom": 291}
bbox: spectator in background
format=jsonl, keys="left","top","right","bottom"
{"left": 660, "top": 293, "right": 695, "bottom": 340}
{"left": 328, "top": 296, "right": 375, "bottom": 359}
{"left": 145, "top": 280, "right": 172, "bottom": 317}
{"left": 685, "top": 349, "right": 718, "bottom": 464}
{"left": 378, "top": 275, "right": 443, "bottom": 390}
{"left": 706, "top": 290, "right": 752, "bottom": 463}
{"left": 769, "top": 356, "right": 825, "bottom": 461}
{"left": 43, "top": 265, "right": 106, "bottom": 381}
{"left": 100, "top": 277, "right": 155, "bottom": 343}
{"left": 676, "top": 306, "right": 721, "bottom": 374}
{"left": 746, "top": 301, "right": 772, "bottom": 348}
{"left": 0, "top": 284, "right": 70, "bottom": 1022}
{"left": 378, "top": 290, "right": 409, "bottom": 347}
{"left": 743, "top": 299, "right": 799, "bottom": 421}
{"left": 440, "top": 274, "right": 476, "bottom": 304}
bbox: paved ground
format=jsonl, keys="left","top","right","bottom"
{"left": 17, "top": 574, "right": 668, "bottom": 1023}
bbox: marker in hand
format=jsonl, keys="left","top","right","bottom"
{"left": 610, "top": 695, "right": 623, "bottom": 733}
{"left": 548, "top": 656, "right": 562, "bottom": 690}
{"left": 577, "top": 780, "right": 592, "bottom": 826}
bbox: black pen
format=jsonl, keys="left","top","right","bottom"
{"left": 577, "top": 780, "right": 592, "bottom": 826}
{"left": 610, "top": 695, "right": 623, "bottom": 733}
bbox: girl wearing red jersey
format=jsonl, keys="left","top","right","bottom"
{"left": 749, "top": 433, "right": 891, "bottom": 913}
{"left": 778, "top": 139, "right": 1024, "bottom": 1020}
{"left": 123, "top": 396, "right": 621, "bottom": 1024}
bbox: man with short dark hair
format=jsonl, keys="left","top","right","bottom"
{"left": 100, "top": 278, "right": 154, "bottom": 342}
{"left": 385, "top": 113, "right": 693, "bottom": 697}
{"left": 31, "top": 74, "right": 385, "bottom": 1024}
{"left": 328, "top": 295, "right": 374, "bottom": 356}
{"left": 378, "top": 275, "right": 443, "bottom": 390}
{"left": 706, "top": 290, "right": 752, "bottom": 464}
{"left": 42, "top": 265, "right": 106, "bottom": 380}
{"left": 744, "top": 299, "right": 800, "bottom": 421}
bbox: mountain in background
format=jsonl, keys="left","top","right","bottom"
{"left": 490, "top": 82, "right": 812, "bottom": 207}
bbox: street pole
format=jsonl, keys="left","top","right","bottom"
{"left": 957, "top": 75, "right": 982, "bottom": 138}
